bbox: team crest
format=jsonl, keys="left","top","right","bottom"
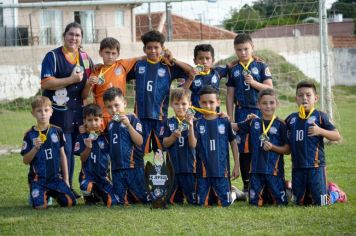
{"left": 158, "top": 68, "right": 166, "bottom": 77}
{"left": 115, "top": 67, "right": 122, "bottom": 76}
{"left": 98, "top": 140, "right": 105, "bottom": 149}
{"left": 211, "top": 75, "right": 218, "bottom": 84}
{"left": 218, "top": 124, "right": 225, "bottom": 134}
{"left": 51, "top": 133, "right": 59, "bottom": 143}
{"left": 199, "top": 125, "right": 205, "bottom": 134}
{"left": 74, "top": 142, "right": 80, "bottom": 152}
{"left": 22, "top": 141, "right": 27, "bottom": 151}
{"left": 138, "top": 66, "right": 145, "bottom": 74}
{"left": 254, "top": 122, "right": 260, "bottom": 130}
{"left": 307, "top": 116, "right": 317, "bottom": 124}
{"left": 290, "top": 117, "right": 296, "bottom": 125}
{"left": 136, "top": 123, "right": 143, "bottom": 132}
{"left": 269, "top": 126, "right": 277, "bottom": 135}
{"left": 251, "top": 67, "right": 259, "bottom": 75}
{"left": 233, "top": 70, "right": 240, "bottom": 77}
{"left": 194, "top": 79, "right": 202, "bottom": 87}
{"left": 265, "top": 67, "right": 272, "bottom": 76}
{"left": 169, "top": 123, "right": 175, "bottom": 131}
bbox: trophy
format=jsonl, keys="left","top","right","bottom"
{"left": 145, "top": 149, "right": 174, "bottom": 209}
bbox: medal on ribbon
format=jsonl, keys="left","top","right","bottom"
{"left": 112, "top": 112, "right": 125, "bottom": 122}
{"left": 38, "top": 126, "right": 50, "bottom": 143}
{"left": 88, "top": 131, "right": 99, "bottom": 140}
{"left": 97, "top": 63, "right": 115, "bottom": 86}
{"left": 176, "top": 117, "right": 188, "bottom": 132}
{"left": 298, "top": 105, "right": 315, "bottom": 120}
{"left": 97, "top": 75, "right": 105, "bottom": 85}
{"left": 240, "top": 58, "right": 253, "bottom": 77}
{"left": 259, "top": 115, "right": 276, "bottom": 142}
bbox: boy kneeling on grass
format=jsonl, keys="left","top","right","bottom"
{"left": 21, "top": 96, "right": 76, "bottom": 208}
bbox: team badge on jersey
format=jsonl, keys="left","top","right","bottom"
{"left": 51, "top": 133, "right": 59, "bottom": 143}
{"left": 233, "top": 70, "right": 240, "bottom": 77}
{"left": 136, "top": 123, "right": 143, "bottom": 132}
{"left": 158, "top": 68, "right": 166, "bottom": 77}
{"left": 265, "top": 67, "right": 272, "bottom": 76}
{"left": 138, "top": 66, "right": 145, "bottom": 74}
{"left": 115, "top": 68, "right": 122, "bottom": 76}
{"left": 307, "top": 116, "right": 317, "bottom": 124}
{"left": 169, "top": 123, "right": 175, "bottom": 131}
{"left": 251, "top": 67, "right": 259, "bottom": 75}
{"left": 218, "top": 124, "right": 226, "bottom": 134}
{"left": 211, "top": 75, "right": 218, "bottom": 84}
{"left": 269, "top": 126, "right": 277, "bottom": 135}
{"left": 290, "top": 117, "right": 296, "bottom": 125}
{"left": 22, "top": 141, "right": 27, "bottom": 150}
{"left": 74, "top": 142, "right": 80, "bottom": 152}
{"left": 194, "top": 79, "right": 202, "bottom": 87}
{"left": 254, "top": 122, "right": 260, "bottom": 130}
{"left": 199, "top": 125, "right": 205, "bottom": 134}
{"left": 98, "top": 140, "right": 105, "bottom": 149}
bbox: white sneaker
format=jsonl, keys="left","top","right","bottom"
{"left": 231, "top": 185, "right": 247, "bottom": 201}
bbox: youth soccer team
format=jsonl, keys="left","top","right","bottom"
{"left": 21, "top": 30, "right": 347, "bottom": 209}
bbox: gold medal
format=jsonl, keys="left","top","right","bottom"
{"left": 186, "top": 108, "right": 196, "bottom": 117}
{"left": 75, "top": 65, "right": 84, "bottom": 73}
{"left": 240, "top": 58, "right": 253, "bottom": 76}
{"left": 37, "top": 126, "right": 50, "bottom": 143}
{"left": 261, "top": 116, "right": 276, "bottom": 142}
{"left": 88, "top": 131, "right": 99, "bottom": 140}
{"left": 97, "top": 75, "right": 105, "bottom": 85}
{"left": 259, "top": 133, "right": 270, "bottom": 142}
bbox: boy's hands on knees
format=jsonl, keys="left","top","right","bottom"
{"left": 308, "top": 122, "right": 321, "bottom": 136}
{"left": 84, "top": 138, "right": 93, "bottom": 149}
{"left": 262, "top": 141, "right": 273, "bottom": 151}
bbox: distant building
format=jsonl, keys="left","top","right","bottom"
{"left": 136, "top": 12, "right": 236, "bottom": 41}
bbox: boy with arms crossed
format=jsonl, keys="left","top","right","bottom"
{"left": 226, "top": 33, "right": 273, "bottom": 193}
{"left": 74, "top": 104, "right": 116, "bottom": 206}
{"left": 21, "top": 96, "right": 76, "bottom": 208}
{"left": 286, "top": 80, "right": 346, "bottom": 205}
{"left": 103, "top": 87, "right": 149, "bottom": 205}
{"left": 195, "top": 86, "right": 240, "bottom": 207}
{"left": 162, "top": 88, "right": 197, "bottom": 204}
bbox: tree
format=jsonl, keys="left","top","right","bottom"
{"left": 329, "top": 0, "right": 356, "bottom": 19}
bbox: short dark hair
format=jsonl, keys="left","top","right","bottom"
{"left": 100, "top": 37, "right": 120, "bottom": 53}
{"left": 258, "top": 88, "right": 277, "bottom": 102}
{"left": 170, "top": 88, "right": 192, "bottom": 102}
{"left": 296, "top": 80, "right": 317, "bottom": 94}
{"left": 103, "top": 87, "right": 124, "bottom": 102}
{"left": 83, "top": 104, "right": 102, "bottom": 118}
{"left": 234, "top": 33, "right": 253, "bottom": 45}
{"left": 199, "top": 85, "right": 219, "bottom": 99}
{"left": 63, "top": 22, "right": 83, "bottom": 38}
{"left": 141, "top": 30, "right": 165, "bottom": 46}
{"left": 194, "top": 44, "right": 215, "bottom": 59}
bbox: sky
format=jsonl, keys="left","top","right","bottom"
{"left": 135, "top": 0, "right": 337, "bottom": 26}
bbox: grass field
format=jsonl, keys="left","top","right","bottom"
{"left": 0, "top": 86, "right": 355, "bottom": 235}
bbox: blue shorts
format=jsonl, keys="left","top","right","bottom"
{"left": 141, "top": 119, "right": 163, "bottom": 154}
{"left": 79, "top": 173, "right": 117, "bottom": 207}
{"left": 197, "top": 177, "right": 232, "bottom": 207}
{"left": 234, "top": 106, "right": 261, "bottom": 153}
{"left": 112, "top": 168, "right": 149, "bottom": 204}
{"left": 292, "top": 167, "right": 328, "bottom": 206}
{"left": 249, "top": 173, "right": 287, "bottom": 206}
{"left": 169, "top": 173, "right": 196, "bottom": 205}
{"left": 29, "top": 177, "right": 76, "bottom": 208}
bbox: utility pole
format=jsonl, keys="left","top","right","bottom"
{"left": 166, "top": 2, "right": 173, "bottom": 41}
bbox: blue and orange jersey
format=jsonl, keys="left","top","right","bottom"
{"left": 161, "top": 117, "right": 196, "bottom": 174}
{"left": 74, "top": 133, "right": 110, "bottom": 181}
{"left": 108, "top": 113, "right": 144, "bottom": 170}
{"left": 190, "top": 66, "right": 228, "bottom": 108}
{"left": 21, "top": 125, "right": 65, "bottom": 182}
{"left": 41, "top": 47, "right": 93, "bottom": 133}
{"left": 286, "top": 109, "right": 336, "bottom": 168}
{"left": 238, "top": 117, "right": 287, "bottom": 176}
{"left": 194, "top": 117, "right": 235, "bottom": 178}
{"left": 127, "top": 60, "right": 187, "bottom": 120}
{"left": 226, "top": 59, "right": 272, "bottom": 109}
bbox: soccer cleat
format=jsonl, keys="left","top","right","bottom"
{"left": 328, "top": 182, "right": 347, "bottom": 203}
{"left": 71, "top": 188, "right": 82, "bottom": 199}
{"left": 231, "top": 185, "right": 247, "bottom": 201}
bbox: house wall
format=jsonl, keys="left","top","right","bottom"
{"left": 17, "top": 5, "right": 134, "bottom": 45}
{"left": 0, "top": 36, "right": 355, "bottom": 101}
